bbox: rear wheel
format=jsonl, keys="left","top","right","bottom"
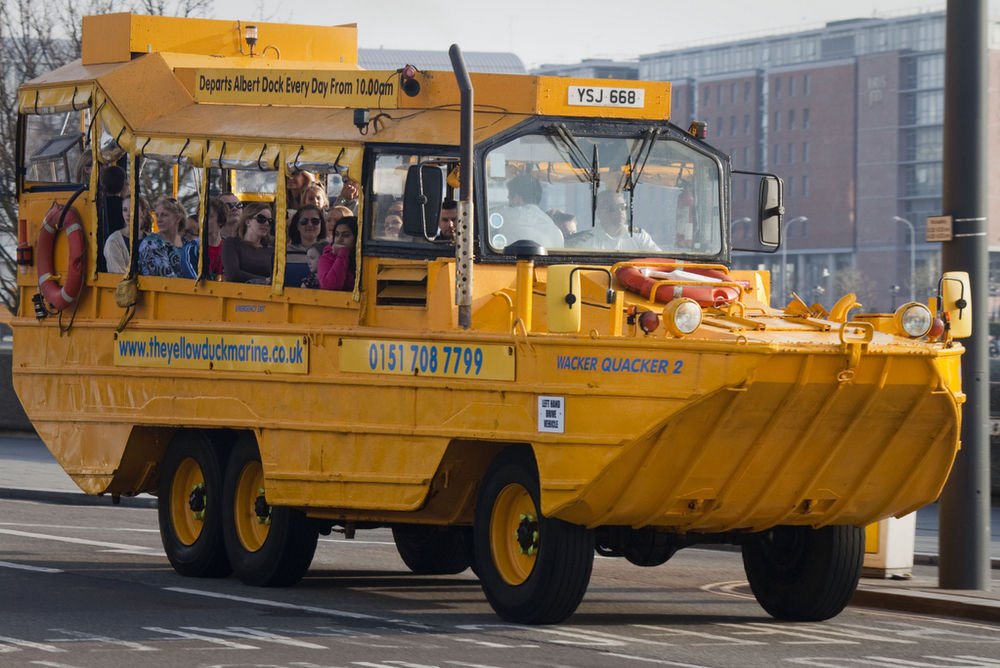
{"left": 742, "top": 524, "right": 863, "bottom": 621}
{"left": 157, "top": 432, "right": 231, "bottom": 578}
{"left": 392, "top": 525, "right": 473, "bottom": 575}
{"left": 222, "top": 437, "right": 318, "bottom": 587}
{"left": 473, "top": 449, "right": 593, "bottom": 624}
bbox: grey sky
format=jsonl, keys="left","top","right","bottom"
{"left": 210, "top": 1, "right": 992, "bottom": 69}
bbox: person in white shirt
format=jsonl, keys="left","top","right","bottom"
{"left": 573, "top": 190, "right": 659, "bottom": 252}
{"left": 489, "top": 174, "right": 564, "bottom": 250}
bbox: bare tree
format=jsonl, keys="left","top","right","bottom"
{"left": 0, "top": 0, "right": 211, "bottom": 313}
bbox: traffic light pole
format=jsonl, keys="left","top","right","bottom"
{"left": 939, "top": 0, "right": 991, "bottom": 590}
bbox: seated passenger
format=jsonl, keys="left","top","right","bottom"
{"left": 183, "top": 215, "right": 200, "bottom": 243}
{"left": 331, "top": 176, "right": 360, "bottom": 213}
{"left": 101, "top": 165, "right": 127, "bottom": 236}
{"left": 317, "top": 216, "right": 357, "bottom": 291}
{"left": 218, "top": 192, "right": 243, "bottom": 238}
{"left": 285, "top": 169, "right": 315, "bottom": 210}
{"left": 138, "top": 197, "right": 198, "bottom": 278}
{"left": 378, "top": 199, "right": 405, "bottom": 240}
{"left": 302, "top": 183, "right": 329, "bottom": 212}
{"left": 286, "top": 205, "right": 325, "bottom": 287}
{"left": 548, "top": 209, "right": 578, "bottom": 237}
{"left": 435, "top": 199, "right": 458, "bottom": 240}
{"left": 490, "top": 174, "right": 564, "bottom": 249}
{"left": 222, "top": 203, "right": 275, "bottom": 284}
{"left": 325, "top": 205, "right": 354, "bottom": 243}
{"left": 300, "top": 242, "right": 325, "bottom": 289}
{"left": 205, "top": 197, "right": 227, "bottom": 277}
{"left": 104, "top": 194, "right": 151, "bottom": 274}
{"left": 571, "top": 190, "right": 659, "bottom": 251}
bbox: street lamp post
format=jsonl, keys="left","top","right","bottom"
{"left": 780, "top": 216, "right": 808, "bottom": 304}
{"left": 892, "top": 215, "right": 916, "bottom": 302}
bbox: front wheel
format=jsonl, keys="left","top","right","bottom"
{"left": 222, "top": 437, "right": 318, "bottom": 587}
{"left": 742, "top": 524, "right": 863, "bottom": 621}
{"left": 473, "top": 449, "right": 594, "bottom": 624}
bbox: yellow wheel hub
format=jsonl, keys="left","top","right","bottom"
{"left": 170, "top": 457, "right": 206, "bottom": 546}
{"left": 490, "top": 482, "right": 539, "bottom": 586}
{"left": 233, "top": 460, "right": 270, "bottom": 552}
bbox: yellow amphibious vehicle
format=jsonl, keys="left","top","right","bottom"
{"left": 12, "top": 13, "right": 971, "bottom": 624}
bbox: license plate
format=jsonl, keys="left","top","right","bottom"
{"left": 567, "top": 86, "right": 645, "bottom": 108}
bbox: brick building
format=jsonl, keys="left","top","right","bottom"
{"left": 538, "top": 10, "right": 1000, "bottom": 311}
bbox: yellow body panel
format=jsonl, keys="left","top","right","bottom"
{"left": 13, "top": 13, "right": 964, "bottom": 538}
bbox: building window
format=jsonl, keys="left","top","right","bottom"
{"left": 773, "top": 111, "right": 781, "bottom": 131}
{"left": 774, "top": 77, "right": 782, "bottom": 97}
{"left": 802, "top": 108, "right": 811, "bottom": 129}
{"left": 788, "top": 143, "right": 795, "bottom": 164}
{"left": 731, "top": 82, "right": 738, "bottom": 104}
{"left": 788, "top": 109, "right": 796, "bottom": 129}
{"left": 802, "top": 142, "right": 810, "bottom": 163}
{"left": 801, "top": 174, "right": 809, "bottom": 197}
{"left": 717, "top": 85, "right": 723, "bottom": 106}
{"left": 730, "top": 115, "right": 737, "bottom": 135}
{"left": 743, "top": 146, "right": 750, "bottom": 166}
{"left": 717, "top": 116, "right": 724, "bottom": 136}
{"left": 743, "top": 113, "right": 750, "bottom": 134}
{"left": 789, "top": 76, "right": 796, "bottom": 96}
{"left": 804, "top": 74, "right": 811, "bottom": 95}
{"left": 702, "top": 86, "right": 710, "bottom": 106}
{"left": 773, "top": 143, "right": 780, "bottom": 165}
{"left": 744, "top": 81, "right": 752, "bottom": 101}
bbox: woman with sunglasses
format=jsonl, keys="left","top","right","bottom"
{"left": 285, "top": 205, "right": 326, "bottom": 287}
{"left": 317, "top": 216, "right": 357, "bottom": 291}
{"left": 222, "top": 203, "right": 275, "bottom": 284}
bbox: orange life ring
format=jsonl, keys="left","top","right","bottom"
{"left": 615, "top": 260, "right": 740, "bottom": 307}
{"left": 36, "top": 203, "right": 86, "bottom": 312}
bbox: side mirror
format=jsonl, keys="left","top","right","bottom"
{"left": 403, "top": 164, "right": 443, "bottom": 238}
{"left": 941, "top": 271, "right": 972, "bottom": 339}
{"left": 757, "top": 175, "right": 783, "bottom": 248}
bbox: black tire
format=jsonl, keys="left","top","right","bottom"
{"left": 157, "top": 431, "right": 232, "bottom": 578}
{"left": 222, "top": 436, "right": 318, "bottom": 587}
{"left": 742, "top": 524, "right": 864, "bottom": 621}
{"left": 473, "top": 449, "right": 594, "bottom": 624}
{"left": 392, "top": 525, "right": 472, "bottom": 575}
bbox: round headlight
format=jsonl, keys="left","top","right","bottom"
{"left": 894, "top": 302, "right": 933, "bottom": 338}
{"left": 664, "top": 298, "right": 702, "bottom": 337}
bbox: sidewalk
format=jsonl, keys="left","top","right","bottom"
{"left": 1, "top": 433, "right": 999, "bottom": 621}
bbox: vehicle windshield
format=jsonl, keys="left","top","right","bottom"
{"left": 483, "top": 127, "right": 723, "bottom": 256}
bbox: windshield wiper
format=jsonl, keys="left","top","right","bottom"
{"left": 546, "top": 124, "right": 601, "bottom": 227}
{"left": 616, "top": 128, "right": 659, "bottom": 234}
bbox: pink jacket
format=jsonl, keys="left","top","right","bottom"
{"left": 317, "top": 245, "right": 355, "bottom": 291}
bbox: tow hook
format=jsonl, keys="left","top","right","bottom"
{"left": 188, "top": 483, "right": 206, "bottom": 520}
{"left": 515, "top": 513, "right": 539, "bottom": 556}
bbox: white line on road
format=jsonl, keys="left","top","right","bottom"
{"left": 601, "top": 652, "right": 713, "bottom": 667}
{"left": 0, "top": 636, "right": 65, "bottom": 653}
{"left": 164, "top": 586, "right": 387, "bottom": 622}
{"left": 142, "top": 627, "right": 257, "bottom": 650}
{"left": 181, "top": 626, "right": 329, "bottom": 649}
{"left": 0, "top": 560, "right": 63, "bottom": 573}
{"left": 0, "top": 522, "right": 158, "bottom": 533}
{"left": 0, "top": 528, "right": 158, "bottom": 555}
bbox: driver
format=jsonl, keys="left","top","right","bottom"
{"left": 572, "top": 190, "right": 659, "bottom": 251}
{"left": 490, "top": 174, "right": 564, "bottom": 250}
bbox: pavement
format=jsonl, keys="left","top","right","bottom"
{"left": 2, "top": 432, "right": 1000, "bottom": 622}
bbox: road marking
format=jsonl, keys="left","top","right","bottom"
{"left": 143, "top": 626, "right": 257, "bottom": 650}
{"left": 0, "top": 636, "right": 65, "bottom": 653}
{"left": 181, "top": 626, "right": 329, "bottom": 649}
{"left": 29, "top": 662, "right": 82, "bottom": 668}
{"left": 700, "top": 580, "right": 754, "bottom": 600}
{"left": 602, "top": 653, "right": 713, "bottom": 667}
{"left": 0, "top": 528, "right": 157, "bottom": 555}
{"left": 319, "top": 538, "right": 394, "bottom": 546}
{"left": 164, "top": 587, "right": 386, "bottom": 622}
{"left": 44, "top": 629, "right": 157, "bottom": 652}
{"left": 0, "top": 560, "right": 63, "bottom": 574}
{"left": 0, "top": 522, "right": 158, "bottom": 533}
